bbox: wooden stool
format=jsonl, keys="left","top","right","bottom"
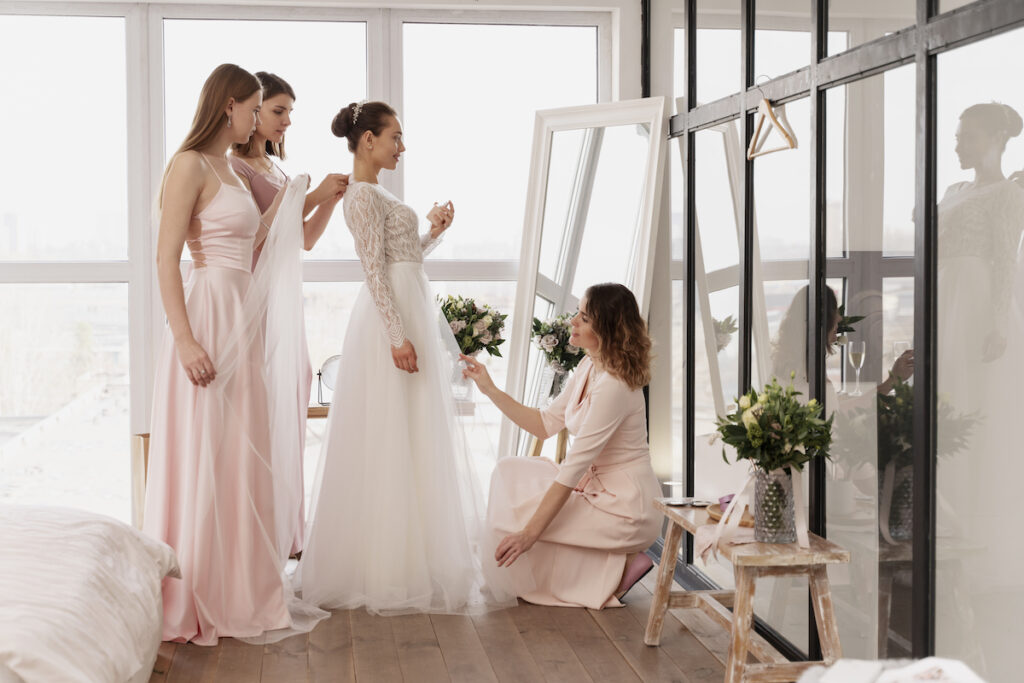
{"left": 645, "top": 499, "right": 850, "bottom": 683}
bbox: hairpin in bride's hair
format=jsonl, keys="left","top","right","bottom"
{"left": 352, "top": 99, "right": 368, "bottom": 126}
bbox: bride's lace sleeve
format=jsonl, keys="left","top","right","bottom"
{"left": 420, "top": 229, "right": 443, "bottom": 257}
{"left": 346, "top": 185, "right": 406, "bottom": 347}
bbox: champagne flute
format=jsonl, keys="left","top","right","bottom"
{"left": 848, "top": 341, "right": 866, "bottom": 396}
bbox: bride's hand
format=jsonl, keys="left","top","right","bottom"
{"left": 175, "top": 337, "right": 216, "bottom": 387}
{"left": 427, "top": 201, "right": 454, "bottom": 239}
{"left": 460, "top": 353, "right": 496, "bottom": 394}
{"left": 495, "top": 528, "right": 538, "bottom": 567}
{"left": 392, "top": 339, "right": 419, "bottom": 373}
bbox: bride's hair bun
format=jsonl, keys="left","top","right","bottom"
{"left": 1001, "top": 103, "right": 1023, "bottom": 138}
{"left": 330, "top": 100, "right": 398, "bottom": 153}
{"left": 331, "top": 102, "right": 357, "bottom": 139}
{"left": 960, "top": 102, "right": 1024, "bottom": 145}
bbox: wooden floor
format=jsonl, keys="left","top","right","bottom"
{"left": 150, "top": 571, "right": 764, "bottom": 682}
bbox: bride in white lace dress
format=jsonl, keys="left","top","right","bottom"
{"left": 295, "top": 101, "right": 516, "bottom": 614}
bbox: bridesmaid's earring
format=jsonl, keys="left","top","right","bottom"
{"left": 227, "top": 116, "right": 232, "bottom": 129}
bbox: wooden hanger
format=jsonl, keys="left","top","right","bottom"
{"left": 746, "top": 97, "right": 798, "bottom": 159}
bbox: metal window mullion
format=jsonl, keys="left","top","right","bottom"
{"left": 805, "top": 0, "right": 828, "bottom": 664}
{"left": 683, "top": 0, "right": 697, "bottom": 567}
{"left": 738, "top": 0, "right": 754, "bottom": 396}
{"left": 912, "top": 0, "right": 938, "bottom": 659}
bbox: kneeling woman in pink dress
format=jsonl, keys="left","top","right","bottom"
{"left": 461, "top": 282, "right": 662, "bottom": 608}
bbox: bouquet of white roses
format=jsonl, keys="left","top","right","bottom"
{"left": 531, "top": 313, "right": 584, "bottom": 374}
{"left": 715, "top": 376, "right": 834, "bottom": 473}
{"left": 438, "top": 294, "right": 507, "bottom": 357}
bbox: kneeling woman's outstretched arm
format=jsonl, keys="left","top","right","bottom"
{"left": 460, "top": 354, "right": 546, "bottom": 438}
{"left": 460, "top": 354, "right": 572, "bottom": 566}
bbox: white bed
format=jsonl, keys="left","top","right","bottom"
{"left": 0, "top": 505, "right": 179, "bottom": 683}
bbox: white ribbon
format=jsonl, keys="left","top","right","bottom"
{"left": 706, "top": 466, "right": 810, "bottom": 561}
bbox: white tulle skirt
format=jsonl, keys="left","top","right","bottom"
{"left": 295, "top": 262, "right": 517, "bottom": 615}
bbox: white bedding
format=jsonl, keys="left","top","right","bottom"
{"left": 0, "top": 505, "right": 179, "bottom": 683}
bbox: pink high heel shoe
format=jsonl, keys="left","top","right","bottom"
{"left": 615, "top": 553, "right": 654, "bottom": 600}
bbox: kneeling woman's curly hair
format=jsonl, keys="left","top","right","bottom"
{"left": 584, "top": 283, "right": 652, "bottom": 390}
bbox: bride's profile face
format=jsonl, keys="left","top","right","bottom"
{"left": 955, "top": 118, "right": 999, "bottom": 170}
{"left": 370, "top": 116, "right": 406, "bottom": 171}
{"left": 570, "top": 297, "right": 600, "bottom": 352}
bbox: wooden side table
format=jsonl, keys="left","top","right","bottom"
{"left": 645, "top": 498, "right": 851, "bottom": 683}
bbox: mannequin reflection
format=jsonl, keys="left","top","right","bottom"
{"left": 939, "top": 103, "right": 1024, "bottom": 369}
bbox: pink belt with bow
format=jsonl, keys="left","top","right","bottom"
{"left": 572, "top": 453, "right": 650, "bottom": 499}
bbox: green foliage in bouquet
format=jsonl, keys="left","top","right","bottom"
{"left": 877, "top": 377, "right": 977, "bottom": 470}
{"left": 438, "top": 294, "right": 507, "bottom": 357}
{"left": 715, "top": 376, "right": 834, "bottom": 472}
{"left": 531, "top": 313, "right": 584, "bottom": 373}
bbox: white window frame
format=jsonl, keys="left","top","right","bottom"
{"left": 1, "top": 0, "right": 622, "bottom": 521}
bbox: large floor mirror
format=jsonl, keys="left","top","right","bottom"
{"left": 500, "top": 98, "right": 666, "bottom": 459}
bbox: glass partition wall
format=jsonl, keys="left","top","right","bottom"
{"left": 669, "top": 0, "right": 1024, "bottom": 673}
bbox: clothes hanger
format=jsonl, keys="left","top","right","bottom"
{"left": 746, "top": 81, "right": 798, "bottom": 160}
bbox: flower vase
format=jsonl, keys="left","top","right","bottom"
{"left": 754, "top": 468, "right": 797, "bottom": 543}
{"left": 880, "top": 464, "right": 913, "bottom": 542}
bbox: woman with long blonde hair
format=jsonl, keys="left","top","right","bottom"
{"left": 462, "top": 282, "right": 663, "bottom": 608}
{"left": 143, "top": 63, "right": 325, "bottom": 644}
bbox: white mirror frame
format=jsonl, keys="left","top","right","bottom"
{"left": 499, "top": 97, "right": 667, "bottom": 459}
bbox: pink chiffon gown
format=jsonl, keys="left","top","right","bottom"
{"left": 231, "top": 155, "right": 310, "bottom": 556}
{"left": 487, "top": 356, "right": 663, "bottom": 609}
{"left": 143, "top": 156, "right": 292, "bottom": 644}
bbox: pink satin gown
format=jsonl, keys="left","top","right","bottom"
{"left": 143, "top": 156, "right": 291, "bottom": 644}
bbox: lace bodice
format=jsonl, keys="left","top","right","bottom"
{"left": 938, "top": 179, "right": 1024, "bottom": 316}
{"left": 343, "top": 182, "right": 442, "bottom": 346}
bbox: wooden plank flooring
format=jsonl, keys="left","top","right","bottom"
{"left": 151, "top": 569, "right": 777, "bottom": 682}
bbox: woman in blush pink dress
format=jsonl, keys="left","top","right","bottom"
{"left": 229, "top": 71, "right": 348, "bottom": 558}
{"left": 461, "top": 283, "right": 662, "bottom": 609}
{"left": 143, "top": 64, "right": 325, "bottom": 644}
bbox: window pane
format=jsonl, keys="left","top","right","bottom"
{"left": 162, "top": 19, "right": 367, "bottom": 260}
{"left": 751, "top": 97, "right": 812, "bottom": 652}
{"left": 939, "top": 0, "right": 979, "bottom": 14}
{"left": 691, "top": 124, "right": 743, "bottom": 589}
{"left": 673, "top": 27, "right": 686, "bottom": 102}
{"left": 0, "top": 284, "right": 129, "bottom": 521}
{"left": 756, "top": 4, "right": 812, "bottom": 78}
{"left": 824, "top": 65, "right": 917, "bottom": 661}
{"left": 828, "top": 1, "right": 914, "bottom": 56}
{"left": 697, "top": 0, "right": 741, "bottom": 104}
{"left": 402, "top": 23, "right": 598, "bottom": 260}
{"left": 0, "top": 16, "right": 126, "bottom": 260}
{"left": 936, "top": 28, "right": 1024, "bottom": 681}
